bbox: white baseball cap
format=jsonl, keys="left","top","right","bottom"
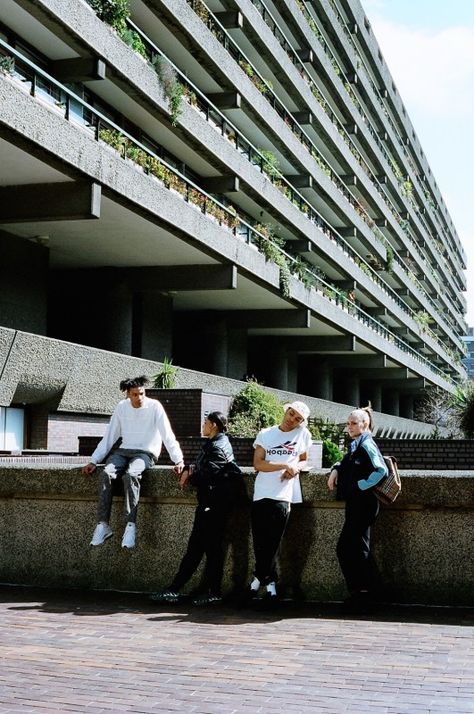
{"left": 284, "top": 400, "right": 310, "bottom": 425}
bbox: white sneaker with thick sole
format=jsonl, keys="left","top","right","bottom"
{"left": 90, "top": 522, "right": 113, "bottom": 546}
{"left": 121, "top": 522, "right": 136, "bottom": 549}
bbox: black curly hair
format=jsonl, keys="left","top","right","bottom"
{"left": 119, "top": 375, "right": 149, "bottom": 392}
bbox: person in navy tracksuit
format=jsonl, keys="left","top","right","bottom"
{"left": 327, "top": 406, "right": 387, "bottom": 608}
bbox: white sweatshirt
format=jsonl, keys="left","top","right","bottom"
{"left": 90, "top": 397, "right": 183, "bottom": 465}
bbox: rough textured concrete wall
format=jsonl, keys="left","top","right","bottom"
{"left": 0, "top": 328, "right": 443, "bottom": 437}
{"left": 0, "top": 465, "right": 472, "bottom": 605}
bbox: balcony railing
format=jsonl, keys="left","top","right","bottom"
{"left": 185, "top": 0, "right": 459, "bottom": 326}
{"left": 0, "top": 39, "right": 458, "bottom": 381}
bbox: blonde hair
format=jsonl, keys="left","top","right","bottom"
{"left": 350, "top": 404, "right": 374, "bottom": 432}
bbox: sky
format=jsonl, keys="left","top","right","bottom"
{"left": 361, "top": 0, "right": 474, "bottom": 327}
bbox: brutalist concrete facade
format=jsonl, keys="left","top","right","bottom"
{"left": 0, "top": 0, "right": 468, "bottom": 435}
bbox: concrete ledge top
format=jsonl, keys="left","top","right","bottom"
{"left": 1, "top": 467, "right": 474, "bottom": 508}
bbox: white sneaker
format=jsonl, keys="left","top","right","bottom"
{"left": 90, "top": 522, "right": 113, "bottom": 546}
{"left": 121, "top": 522, "right": 136, "bottom": 549}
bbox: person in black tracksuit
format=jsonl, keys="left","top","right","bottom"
{"left": 327, "top": 406, "right": 387, "bottom": 608}
{"left": 151, "top": 411, "right": 243, "bottom": 605}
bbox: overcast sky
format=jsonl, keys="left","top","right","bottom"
{"left": 362, "top": 0, "right": 474, "bottom": 328}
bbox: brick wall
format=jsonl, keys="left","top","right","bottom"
{"left": 146, "top": 389, "right": 232, "bottom": 436}
{"left": 47, "top": 414, "right": 109, "bottom": 452}
{"left": 376, "top": 439, "right": 474, "bottom": 469}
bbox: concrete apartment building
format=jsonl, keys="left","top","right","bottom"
{"left": 0, "top": 0, "right": 468, "bottom": 448}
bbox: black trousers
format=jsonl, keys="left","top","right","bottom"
{"left": 251, "top": 498, "right": 291, "bottom": 585}
{"left": 171, "top": 486, "right": 236, "bottom": 596}
{"left": 336, "top": 489, "right": 379, "bottom": 593}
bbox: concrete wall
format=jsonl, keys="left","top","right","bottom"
{"left": 0, "top": 465, "right": 472, "bottom": 605}
{"left": 0, "top": 327, "right": 444, "bottom": 438}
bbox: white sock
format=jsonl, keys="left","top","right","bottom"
{"left": 266, "top": 582, "right": 277, "bottom": 597}
{"left": 250, "top": 576, "right": 260, "bottom": 592}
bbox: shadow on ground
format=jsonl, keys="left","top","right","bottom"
{"left": 1, "top": 583, "right": 474, "bottom": 628}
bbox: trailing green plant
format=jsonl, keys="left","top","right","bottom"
{"left": 258, "top": 148, "right": 280, "bottom": 178}
{"left": 152, "top": 56, "right": 184, "bottom": 126}
{"left": 99, "top": 127, "right": 128, "bottom": 153}
{"left": 87, "top": 0, "right": 129, "bottom": 32}
{"left": 119, "top": 27, "right": 148, "bottom": 59}
{"left": 385, "top": 244, "right": 394, "bottom": 273}
{"left": 254, "top": 224, "right": 291, "bottom": 297}
{"left": 151, "top": 357, "right": 179, "bottom": 389}
{"left": 227, "top": 379, "right": 284, "bottom": 437}
{"left": 0, "top": 55, "right": 14, "bottom": 74}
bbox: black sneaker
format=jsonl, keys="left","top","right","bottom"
{"left": 150, "top": 589, "right": 181, "bottom": 603}
{"left": 192, "top": 593, "right": 222, "bottom": 606}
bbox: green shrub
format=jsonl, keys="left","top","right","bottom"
{"left": 322, "top": 439, "right": 343, "bottom": 468}
{"left": 151, "top": 357, "right": 178, "bottom": 389}
{"left": 227, "top": 380, "right": 284, "bottom": 437}
{"left": 88, "top": 0, "right": 129, "bottom": 32}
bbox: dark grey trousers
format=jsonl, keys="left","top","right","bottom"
{"left": 96, "top": 448, "right": 154, "bottom": 524}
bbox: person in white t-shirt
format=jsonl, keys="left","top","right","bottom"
{"left": 82, "top": 375, "right": 184, "bottom": 549}
{"left": 248, "top": 400, "right": 312, "bottom": 602}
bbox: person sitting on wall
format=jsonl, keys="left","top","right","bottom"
{"left": 327, "top": 405, "right": 387, "bottom": 612}
{"left": 82, "top": 375, "right": 184, "bottom": 549}
{"left": 150, "top": 411, "right": 243, "bottom": 605}
{"left": 246, "top": 400, "right": 312, "bottom": 604}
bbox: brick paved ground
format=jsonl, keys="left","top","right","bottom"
{"left": 0, "top": 586, "right": 473, "bottom": 713}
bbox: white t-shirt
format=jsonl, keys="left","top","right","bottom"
{"left": 253, "top": 425, "right": 312, "bottom": 503}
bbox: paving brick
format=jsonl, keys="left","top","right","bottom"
{"left": 1, "top": 586, "right": 474, "bottom": 713}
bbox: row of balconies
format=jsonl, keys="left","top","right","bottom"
{"left": 220, "top": 0, "right": 466, "bottom": 311}
{"left": 168, "top": 0, "right": 465, "bottom": 327}
{"left": 0, "top": 1, "right": 466, "bottom": 362}
{"left": 327, "top": 0, "right": 466, "bottom": 267}
{"left": 0, "top": 4, "right": 465, "bottom": 379}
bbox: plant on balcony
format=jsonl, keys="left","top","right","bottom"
{"left": 413, "top": 310, "right": 434, "bottom": 333}
{"left": 125, "top": 144, "right": 148, "bottom": 168}
{"left": 182, "top": 85, "right": 198, "bottom": 108}
{"left": 254, "top": 224, "right": 291, "bottom": 297}
{"left": 151, "top": 357, "right": 179, "bottom": 389}
{"left": 99, "top": 126, "right": 128, "bottom": 154}
{"left": 385, "top": 244, "right": 394, "bottom": 273}
{"left": 190, "top": 0, "right": 210, "bottom": 24}
{"left": 0, "top": 55, "right": 14, "bottom": 74}
{"left": 227, "top": 379, "right": 284, "bottom": 437}
{"left": 87, "top": 0, "right": 129, "bottom": 31}
{"left": 258, "top": 149, "right": 280, "bottom": 179}
{"left": 152, "top": 56, "right": 183, "bottom": 126}
{"left": 119, "top": 27, "right": 148, "bottom": 59}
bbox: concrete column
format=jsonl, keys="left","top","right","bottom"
{"left": 344, "top": 375, "right": 360, "bottom": 407}
{"left": 227, "top": 328, "right": 247, "bottom": 380}
{"left": 365, "top": 383, "right": 382, "bottom": 412}
{"left": 383, "top": 389, "right": 400, "bottom": 417}
{"left": 287, "top": 352, "right": 298, "bottom": 393}
{"left": 266, "top": 343, "right": 289, "bottom": 391}
{"left": 101, "top": 280, "right": 133, "bottom": 354}
{"left": 132, "top": 292, "right": 173, "bottom": 361}
{"left": 400, "top": 394, "right": 415, "bottom": 420}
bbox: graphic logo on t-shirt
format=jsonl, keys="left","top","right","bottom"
{"left": 267, "top": 439, "right": 298, "bottom": 456}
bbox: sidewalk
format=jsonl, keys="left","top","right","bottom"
{"left": 0, "top": 585, "right": 473, "bottom": 713}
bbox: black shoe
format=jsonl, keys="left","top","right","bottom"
{"left": 192, "top": 593, "right": 222, "bottom": 606}
{"left": 150, "top": 588, "right": 181, "bottom": 603}
{"left": 343, "top": 591, "right": 373, "bottom": 614}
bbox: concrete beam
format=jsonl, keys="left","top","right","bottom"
{"left": 292, "top": 335, "right": 356, "bottom": 353}
{"left": 339, "top": 227, "right": 358, "bottom": 238}
{"left": 292, "top": 110, "right": 313, "bottom": 125}
{"left": 333, "top": 279, "right": 357, "bottom": 291}
{"left": 126, "top": 265, "right": 237, "bottom": 291}
{"left": 49, "top": 57, "right": 106, "bottom": 83}
{"left": 228, "top": 309, "right": 311, "bottom": 329}
{"left": 207, "top": 92, "right": 241, "bottom": 109}
{"left": 291, "top": 239, "right": 313, "bottom": 255}
{"left": 283, "top": 174, "right": 313, "bottom": 189}
{"left": 214, "top": 11, "right": 243, "bottom": 28}
{"left": 296, "top": 48, "right": 314, "bottom": 63}
{"left": 365, "top": 306, "right": 388, "bottom": 317}
{"left": 320, "top": 355, "right": 387, "bottom": 369}
{"left": 200, "top": 175, "right": 239, "bottom": 193}
{"left": 355, "top": 367, "right": 409, "bottom": 380}
{"left": 0, "top": 182, "right": 101, "bottom": 222}
{"left": 340, "top": 174, "right": 357, "bottom": 186}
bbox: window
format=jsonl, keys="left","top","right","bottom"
{"left": 0, "top": 407, "right": 25, "bottom": 450}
